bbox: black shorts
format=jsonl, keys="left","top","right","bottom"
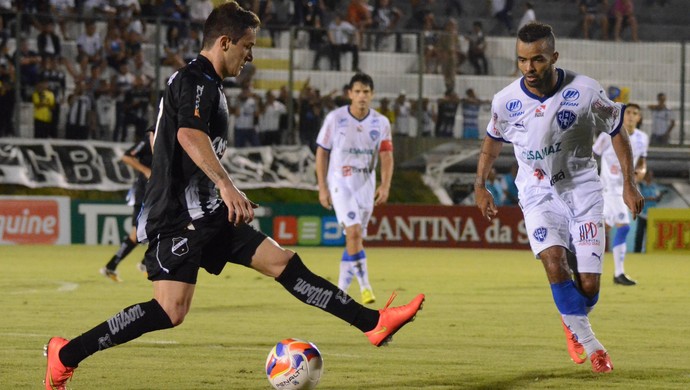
{"left": 143, "top": 209, "right": 267, "bottom": 284}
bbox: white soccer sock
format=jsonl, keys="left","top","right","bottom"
{"left": 562, "top": 314, "right": 605, "bottom": 356}
{"left": 612, "top": 243, "right": 626, "bottom": 276}
{"left": 353, "top": 258, "right": 372, "bottom": 291}
{"left": 337, "top": 260, "right": 354, "bottom": 292}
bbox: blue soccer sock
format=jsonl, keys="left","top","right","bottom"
{"left": 551, "top": 280, "right": 603, "bottom": 355}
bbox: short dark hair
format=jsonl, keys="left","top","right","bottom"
{"left": 626, "top": 102, "right": 641, "bottom": 110}
{"left": 203, "top": 1, "right": 261, "bottom": 49}
{"left": 518, "top": 22, "right": 555, "bottom": 50}
{"left": 349, "top": 72, "right": 374, "bottom": 90}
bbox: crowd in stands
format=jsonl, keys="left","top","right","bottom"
{"left": 0, "top": 0, "right": 679, "bottom": 146}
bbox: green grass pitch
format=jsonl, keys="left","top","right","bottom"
{"left": 1, "top": 245, "right": 689, "bottom": 389}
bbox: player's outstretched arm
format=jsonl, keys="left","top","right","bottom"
{"left": 177, "top": 127, "right": 257, "bottom": 225}
{"left": 315, "top": 146, "right": 332, "bottom": 209}
{"left": 611, "top": 129, "right": 644, "bottom": 219}
{"left": 474, "top": 137, "right": 503, "bottom": 220}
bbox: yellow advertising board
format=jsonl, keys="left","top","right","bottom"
{"left": 646, "top": 208, "right": 690, "bottom": 252}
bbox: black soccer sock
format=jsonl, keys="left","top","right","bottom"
{"left": 106, "top": 236, "right": 138, "bottom": 269}
{"left": 58, "top": 299, "right": 173, "bottom": 367}
{"left": 276, "top": 254, "right": 379, "bottom": 333}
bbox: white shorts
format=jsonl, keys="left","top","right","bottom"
{"left": 329, "top": 181, "right": 374, "bottom": 236}
{"left": 521, "top": 189, "right": 606, "bottom": 274}
{"left": 603, "top": 192, "right": 630, "bottom": 226}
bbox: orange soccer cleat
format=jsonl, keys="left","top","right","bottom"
{"left": 44, "top": 337, "right": 76, "bottom": 390}
{"left": 561, "top": 319, "right": 587, "bottom": 364}
{"left": 365, "top": 292, "right": 425, "bottom": 347}
{"left": 590, "top": 349, "right": 614, "bottom": 373}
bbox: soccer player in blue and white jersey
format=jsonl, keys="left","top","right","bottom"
{"left": 593, "top": 103, "right": 648, "bottom": 286}
{"left": 315, "top": 72, "right": 393, "bottom": 305}
{"left": 474, "top": 22, "right": 644, "bottom": 373}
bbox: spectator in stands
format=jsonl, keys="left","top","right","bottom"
{"left": 446, "top": 0, "right": 463, "bottom": 17}
{"left": 76, "top": 20, "right": 104, "bottom": 75}
{"left": 460, "top": 88, "right": 490, "bottom": 139}
{"left": 610, "top": 0, "right": 638, "bottom": 41}
{"left": 189, "top": 0, "right": 214, "bottom": 30}
{"left": 378, "top": 97, "right": 395, "bottom": 127}
{"left": 104, "top": 25, "right": 127, "bottom": 71}
{"left": 490, "top": 0, "right": 514, "bottom": 36}
{"left": 347, "top": 0, "right": 374, "bottom": 49}
{"left": 467, "top": 21, "right": 488, "bottom": 75}
{"left": 264, "top": 0, "right": 293, "bottom": 47}
{"left": 408, "top": 0, "right": 433, "bottom": 30}
{"left": 333, "top": 83, "right": 351, "bottom": 107}
{"left": 37, "top": 20, "right": 63, "bottom": 60}
{"left": 634, "top": 169, "right": 664, "bottom": 252}
{"left": 417, "top": 97, "right": 435, "bottom": 137}
{"left": 0, "top": 53, "right": 15, "bottom": 137}
{"left": 129, "top": 50, "right": 155, "bottom": 86}
{"left": 181, "top": 25, "right": 203, "bottom": 64}
{"left": 327, "top": 13, "right": 360, "bottom": 72}
{"left": 123, "top": 75, "right": 151, "bottom": 141}
{"left": 94, "top": 78, "right": 116, "bottom": 140}
{"left": 578, "top": 0, "right": 609, "bottom": 40}
{"left": 14, "top": 38, "right": 42, "bottom": 101}
{"left": 50, "top": 0, "right": 76, "bottom": 41}
{"left": 161, "top": 0, "right": 189, "bottom": 34}
{"left": 259, "top": 90, "right": 287, "bottom": 146}
{"left": 161, "top": 24, "right": 186, "bottom": 69}
{"left": 111, "top": 61, "right": 135, "bottom": 142}
{"left": 518, "top": 2, "right": 536, "bottom": 31}
{"left": 437, "top": 18, "right": 459, "bottom": 93}
{"left": 393, "top": 90, "right": 411, "bottom": 136}
{"left": 32, "top": 78, "right": 56, "bottom": 138}
{"left": 372, "top": 0, "right": 402, "bottom": 51}
{"left": 310, "top": 15, "right": 331, "bottom": 70}
{"left": 233, "top": 85, "right": 261, "bottom": 147}
{"left": 40, "top": 56, "right": 66, "bottom": 139}
{"left": 435, "top": 89, "right": 460, "bottom": 138}
{"left": 648, "top": 92, "right": 676, "bottom": 145}
{"left": 298, "top": 81, "right": 323, "bottom": 152}
{"left": 421, "top": 13, "right": 438, "bottom": 73}
{"left": 65, "top": 81, "right": 93, "bottom": 139}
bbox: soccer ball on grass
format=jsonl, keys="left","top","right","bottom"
{"left": 265, "top": 338, "right": 323, "bottom": 390}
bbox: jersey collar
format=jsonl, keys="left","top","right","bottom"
{"left": 195, "top": 54, "right": 223, "bottom": 85}
{"left": 347, "top": 106, "right": 370, "bottom": 122}
{"left": 520, "top": 68, "right": 564, "bottom": 103}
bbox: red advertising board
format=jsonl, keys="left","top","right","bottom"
{"left": 0, "top": 196, "right": 71, "bottom": 245}
{"left": 366, "top": 204, "right": 530, "bottom": 249}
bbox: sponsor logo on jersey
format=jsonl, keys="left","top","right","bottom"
{"left": 593, "top": 99, "right": 620, "bottom": 119}
{"left": 194, "top": 85, "right": 204, "bottom": 118}
{"left": 535, "top": 104, "right": 546, "bottom": 117}
{"left": 369, "top": 130, "right": 380, "bottom": 141}
{"left": 506, "top": 99, "right": 524, "bottom": 117}
{"left": 172, "top": 237, "right": 189, "bottom": 256}
{"left": 557, "top": 110, "right": 577, "bottom": 130}
{"left": 533, "top": 227, "right": 548, "bottom": 242}
{"left": 347, "top": 147, "right": 374, "bottom": 156}
{"left": 337, "top": 117, "right": 348, "bottom": 126}
{"left": 550, "top": 170, "right": 565, "bottom": 186}
{"left": 522, "top": 142, "right": 562, "bottom": 160}
{"left": 562, "top": 88, "right": 580, "bottom": 101}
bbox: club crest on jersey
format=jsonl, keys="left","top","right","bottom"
{"left": 347, "top": 211, "right": 356, "bottom": 220}
{"left": 369, "top": 130, "right": 380, "bottom": 141}
{"left": 533, "top": 227, "right": 548, "bottom": 242}
{"left": 557, "top": 110, "right": 577, "bottom": 130}
{"left": 172, "top": 237, "right": 189, "bottom": 256}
